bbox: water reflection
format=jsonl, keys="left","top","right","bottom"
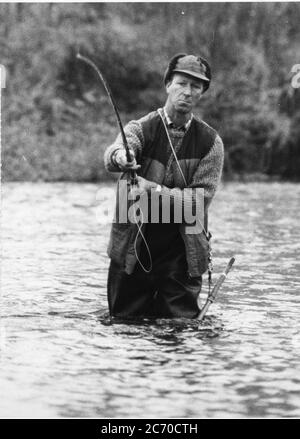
{"left": 1, "top": 182, "right": 300, "bottom": 418}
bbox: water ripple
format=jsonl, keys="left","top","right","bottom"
{"left": 1, "top": 182, "right": 300, "bottom": 418}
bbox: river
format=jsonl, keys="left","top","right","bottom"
{"left": 1, "top": 182, "right": 299, "bottom": 418}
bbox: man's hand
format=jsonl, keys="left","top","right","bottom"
{"left": 113, "top": 149, "right": 141, "bottom": 171}
{"left": 129, "top": 176, "right": 157, "bottom": 197}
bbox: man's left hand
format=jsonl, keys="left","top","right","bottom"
{"left": 130, "top": 176, "right": 155, "bottom": 197}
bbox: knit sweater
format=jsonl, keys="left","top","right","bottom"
{"left": 104, "top": 108, "right": 224, "bottom": 277}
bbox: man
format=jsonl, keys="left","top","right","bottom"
{"left": 104, "top": 54, "right": 224, "bottom": 319}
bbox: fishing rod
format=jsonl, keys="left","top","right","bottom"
{"left": 76, "top": 53, "right": 137, "bottom": 185}
{"left": 197, "top": 257, "right": 235, "bottom": 325}
{"left": 77, "top": 53, "right": 152, "bottom": 272}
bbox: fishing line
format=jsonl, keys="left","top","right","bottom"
{"left": 134, "top": 109, "right": 213, "bottom": 279}
{"left": 76, "top": 54, "right": 149, "bottom": 271}
{"left": 158, "top": 109, "right": 213, "bottom": 291}
{"left": 159, "top": 111, "right": 211, "bottom": 242}
{"left": 132, "top": 196, "right": 153, "bottom": 273}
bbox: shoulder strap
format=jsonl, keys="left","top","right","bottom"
{"left": 158, "top": 108, "right": 187, "bottom": 187}
{"left": 158, "top": 109, "right": 212, "bottom": 242}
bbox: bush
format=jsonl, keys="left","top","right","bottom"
{"left": 2, "top": 2, "right": 300, "bottom": 181}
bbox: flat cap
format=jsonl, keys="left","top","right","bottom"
{"left": 164, "top": 53, "right": 211, "bottom": 92}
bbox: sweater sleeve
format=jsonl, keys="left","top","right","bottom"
{"left": 189, "top": 134, "right": 224, "bottom": 206}
{"left": 160, "top": 134, "right": 224, "bottom": 220}
{"left": 104, "top": 121, "right": 144, "bottom": 172}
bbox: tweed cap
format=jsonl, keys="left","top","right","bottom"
{"left": 173, "top": 55, "right": 210, "bottom": 82}
{"left": 164, "top": 53, "right": 211, "bottom": 92}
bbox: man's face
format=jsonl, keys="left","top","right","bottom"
{"left": 166, "top": 73, "right": 204, "bottom": 114}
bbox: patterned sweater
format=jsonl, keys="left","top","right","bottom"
{"left": 104, "top": 108, "right": 224, "bottom": 277}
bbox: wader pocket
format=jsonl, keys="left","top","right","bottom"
{"left": 107, "top": 223, "right": 134, "bottom": 267}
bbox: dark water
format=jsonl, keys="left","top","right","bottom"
{"left": 1, "top": 182, "right": 299, "bottom": 418}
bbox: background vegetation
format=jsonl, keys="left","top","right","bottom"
{"left": 2, "top": 2, "right": 300, "bottom": 182}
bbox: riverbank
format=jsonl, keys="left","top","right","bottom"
{"left": 2, "top": 152, "right": 297, "bottom": 185}
{"left": 2, "top": 108, "right": 299, "bottom": 183}
{"left": 2, "top": 117, "right": 119, "bottom": 182}
{"left": 2, "top": 3, "right": 300, "bottom": 184}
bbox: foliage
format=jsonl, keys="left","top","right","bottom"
{"left": 1, "top": 2, "right": 300, "bottom": 181}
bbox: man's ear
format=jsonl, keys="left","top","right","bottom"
{"left": 165, "top": 79, "right": 172, "bottom": 93}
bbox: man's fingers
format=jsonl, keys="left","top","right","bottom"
{"left": 129, "top": 187, "right": 140, "bottom": 198}
{"left": 128, "top": 150, "right": 135, "bottom": 161}
{"left": 126, "top": 164, "right": 141, "bottom": 170}
{"left": 114, "top": 149, "right": 141, "bottom": 171}
{"left": 122, "top": 150, "right": 135, "bottom": 163}
{"left": 120, "top": 163, "right": 141, "bottom": 171}
{"left": 115, "top": 150, "right": 135, "bottom": 165}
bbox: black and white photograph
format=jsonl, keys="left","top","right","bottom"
{"left": 1, "top": 1, "right": 300, "bottom": 421}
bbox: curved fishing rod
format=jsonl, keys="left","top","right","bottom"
{"left": 77, "top": 53, "right": 152, "bottom": 272}
{"left": 76, "top": 53, "right": 137, "bottom": 185}
{"left": 198, "top": 256, "right": 235, "bottom": 325}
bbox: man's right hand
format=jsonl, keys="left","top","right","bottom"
{"left": 113, "top": 149, "right": 141, "bottom": 171}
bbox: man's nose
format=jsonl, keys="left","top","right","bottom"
{"left": 183, "top": 84, "right": 192, "bottom": 96}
